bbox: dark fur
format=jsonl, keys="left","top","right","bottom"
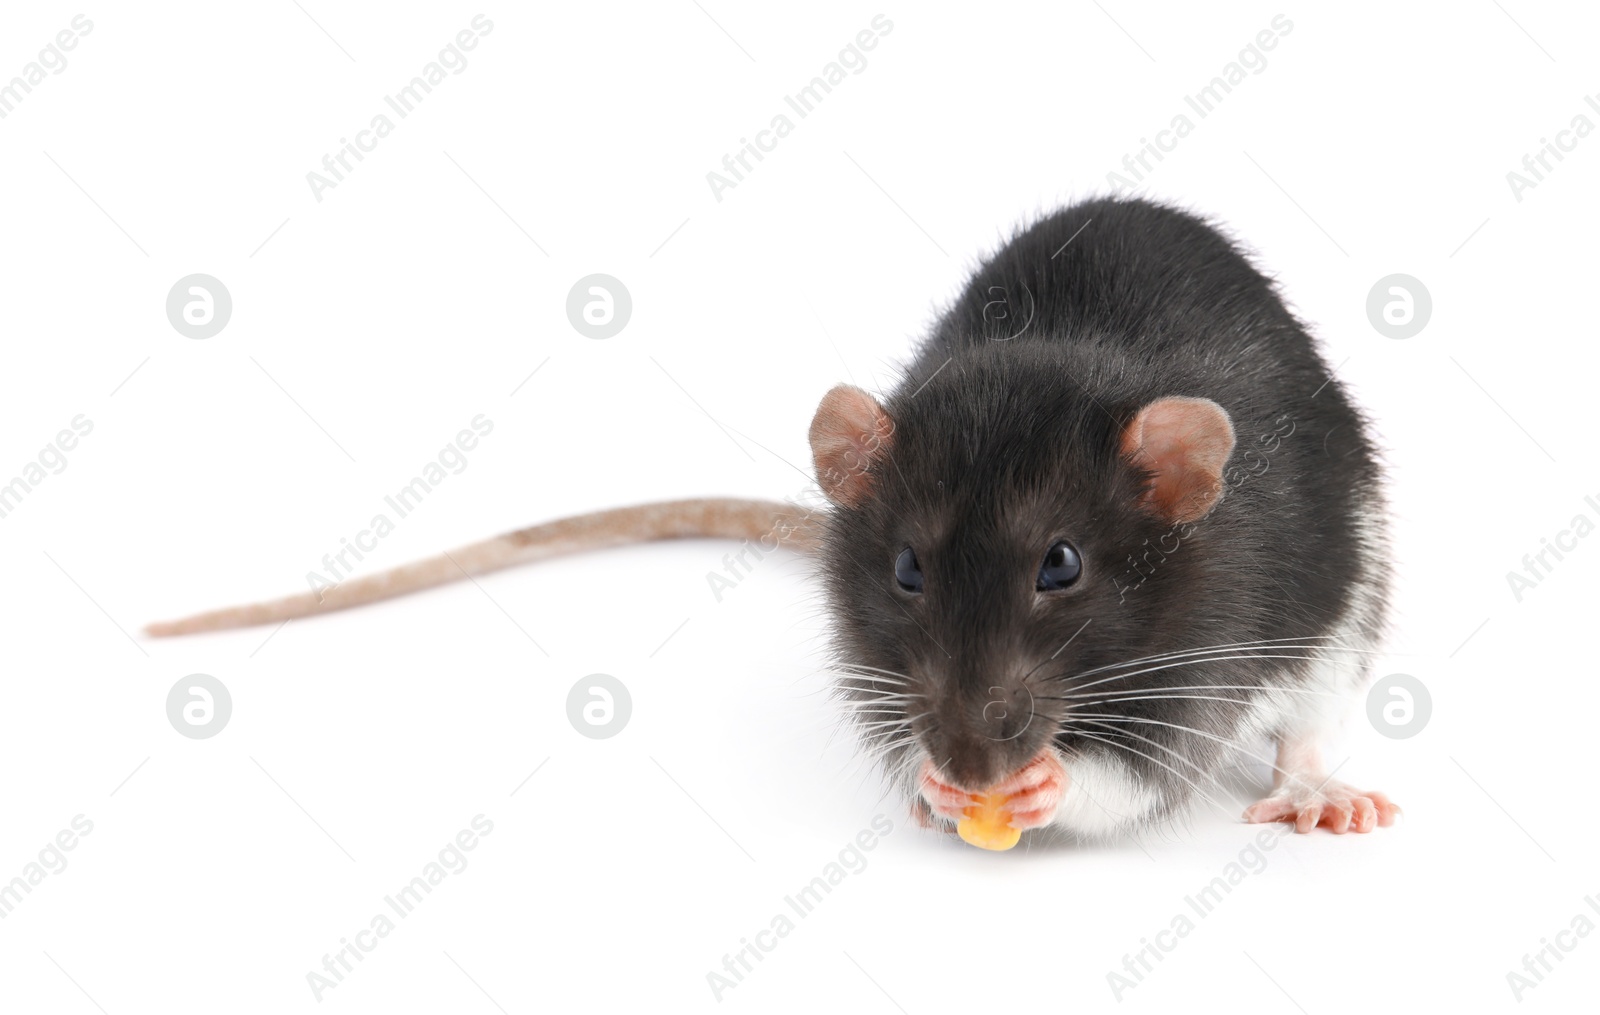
{"left": 819, "top": 197, "right": 1386, "bottom": 826}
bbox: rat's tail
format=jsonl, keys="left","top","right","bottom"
{"left": 145, "top": 498, "right": 823, "bottom": 637}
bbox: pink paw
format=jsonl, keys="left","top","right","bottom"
{"left": 1243, "top": 780, "right": 1400, "bottom": 834}
{"left": 917, "top": 752, "right": 1069, "bottom": 831}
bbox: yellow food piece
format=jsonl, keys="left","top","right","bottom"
{"left": 956, "top": 792, "right": 1021, "bottom": 851}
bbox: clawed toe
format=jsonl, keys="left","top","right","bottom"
{"left": 1243, "top": 779, "right": 1400, "bottom": 835}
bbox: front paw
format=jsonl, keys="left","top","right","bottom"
{"left": 986, "top": 752, "right": 1069, "bottom": 830}
{"left": 916, "top": 752, "right": 1069, "bottom": 831}
{"left": 916, "top": 762, "right": 980, "bottom": 825}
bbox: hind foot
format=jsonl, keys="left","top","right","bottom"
{"left": 1244, "top": 779, "right": 1400, "bottom": 833}
{"left": 1242, "top": 736, "right": 1401, "bottom": 834}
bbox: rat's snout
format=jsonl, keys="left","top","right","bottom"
{"left": 922, "top": 731, "right": 1007, "bottom": 792}
{"left": 916, "top": 679, "right": 1045, "bottom": 790}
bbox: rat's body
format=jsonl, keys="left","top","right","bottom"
{"left": 150, "top": 197, "right": 1398, "bottom": 839}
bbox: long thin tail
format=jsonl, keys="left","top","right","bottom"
{"left": 145, "top": 498, "right": 823, "bottom": 637}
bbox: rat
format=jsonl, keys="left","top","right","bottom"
{"left": 149, "top": 196, "right": 1399, "bottom": 840}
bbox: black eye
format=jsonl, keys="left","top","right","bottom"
{"left": 895, "top": 547, "right": 924, "bottom": 594}
{"left": 1037, "top": 540, "right": 1081, "bottom": 591}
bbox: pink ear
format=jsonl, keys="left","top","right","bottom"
{"left": 1119, "top": 397, "right": 1236, "bottom": 524}
{"left": 809, "top": 384, "right": 895, "bottom": 509}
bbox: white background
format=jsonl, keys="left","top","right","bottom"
{"left": 2, "top": 2, "right": 1597, "bottom": 1012}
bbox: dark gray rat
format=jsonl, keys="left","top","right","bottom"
{"left": 810, "top": 197, "right": 1396, "bottom": 840}
{"left": 148, "top": 196, "right": 1398, "bottom": 841}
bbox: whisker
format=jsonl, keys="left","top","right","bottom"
{"left": 829, "top": 663, "right": 916, "bottom": 682}
{"left": 856, "top": 714, "right": 924, "bottom": 749}
{"left": 1071, "top": 717, "right": 1238, "bottom": 799}
{"left": 841, "top": 708, "right": 919, "bottom": 723}
{"left": 1044, "top": 650, "right": 1359, "bottom": 695}
{"left": 1053, "top": 635, "right": 1349, "bottom": 684}
{"left": 857, "top": 714, "right": 921, "bottom": 730}
{"left": 1059, "top": 683, "right": 1346, "bottom": 701}
{"left": 1064, "top": 728, "right": 1240, "bottom": 819}
{"left": 1053, "top": 648, "right": 1329, "bottom": 687}
{"left": 1049, "top": 693, "right": 1258, "bottom": 708}
{"left": 834, "top": 685, "right": 917, "bottom": 701}
{"left": 833, "top": 683, "right": 918, "bottom": 697}
{"left": 861, "top": 741, "right": 918, "bottom": 772}
{"left": 1066, "top": 712, "right": 1294, "bottom": 783}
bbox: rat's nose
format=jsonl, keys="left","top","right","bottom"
{"left": 926, "top": 734, "right": 1007, "bottom": 791}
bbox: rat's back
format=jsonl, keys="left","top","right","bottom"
{"left": 916, "top": 196, "right": 1320, "bottom": 381}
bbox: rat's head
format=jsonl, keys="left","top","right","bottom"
{"left": 809, "top": 354, "right": 1236, "bottom": 796}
